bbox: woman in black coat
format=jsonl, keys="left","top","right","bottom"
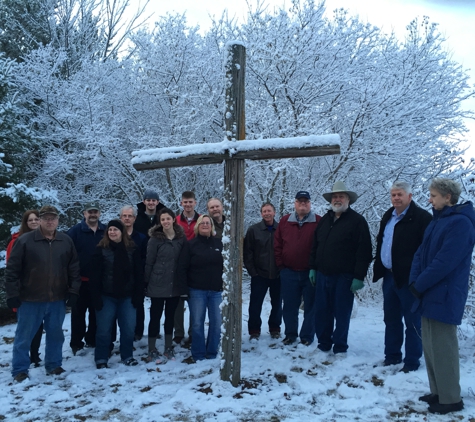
{"left": 183, "top": 214, "right": 223, "bottom": 361}
{"left": 91, "top": 220, "right": 144, "bottom": 369}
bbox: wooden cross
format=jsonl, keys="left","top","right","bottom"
{"left": 132, "top": 43, "right": 340, "bottom": 386}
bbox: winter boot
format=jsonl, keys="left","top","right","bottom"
{"left": 148, "top": 337, "right": 157, "bottom": 354}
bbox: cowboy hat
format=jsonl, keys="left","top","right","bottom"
{"left": 322, "top": 181, "right": 358, "bottom": 205}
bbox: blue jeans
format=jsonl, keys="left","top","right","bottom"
{"left": 248, "top": 276, "right": 282, "bottom": 334}
{"left": 12, "top": 300, "right": 65, "bottom": 377}
{"left": 188, "top": 288, "right": 222, "bottom": 360}
{"left": 314, "top": 272, "right": 354, "bottom": 353}
{"left": 383, "top": 271, "right": 422, "bottom": 368}
{"left": 95, "top": 295, "right": 136, "bottom": 364}
{"left": 280, "top": 268, "right": 315, "bottom": 343}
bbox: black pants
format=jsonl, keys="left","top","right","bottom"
{"left": 148, "top": 297, "right": 180, "bottom": 337}
{"left": 30, "top": 323, "right": 43, "bottom": 362}
{"left": 135, "top": 302, "right": 145, "bottom": 337}
{"left": 70, "top": 282, "right": 96, "bottom": 349}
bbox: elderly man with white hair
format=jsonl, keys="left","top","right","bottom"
{"left": 309, "top": 181, "right": 372, "bottom": 354}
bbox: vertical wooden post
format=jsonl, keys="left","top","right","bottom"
{"left": 220, "top": 43, "right": 245, "bottom": 387}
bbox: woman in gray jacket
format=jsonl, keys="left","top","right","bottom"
{"left": 145, "top": 208, "right": 187, "bottom": 363}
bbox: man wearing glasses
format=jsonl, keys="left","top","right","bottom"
{"left": 67, "top": 203, "right": 106, "bottom": 355}
{"left": 274, "top": 191, "right": 321, "bottom": 346}
{"left": 6, "top": 205, "right": 80, "bottom": 382}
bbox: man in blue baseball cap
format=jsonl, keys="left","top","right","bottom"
{"left": 274, "top": 190, "right": 321, "bottom": 346}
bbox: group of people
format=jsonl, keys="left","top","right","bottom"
{"left": 4, "top": 178, "right": 475, "bottom": 416}
{"left": 5, "top": 191, "right": 226, "bottom": 379}
{"left": 243, "top": 179, "right": 474, "bottom": 416}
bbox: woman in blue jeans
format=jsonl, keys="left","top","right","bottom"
{"left": 183, "top": 215, "right": 223, "bottom": 361}
{"left": 91, "top": 220, "right": 144, "bottom": 369}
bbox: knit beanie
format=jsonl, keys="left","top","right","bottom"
{"left": 107, "top": 220, "right": 124, "bottom": 231}
{"left": 143, "top": 189, "right": 159, "bottom": 201}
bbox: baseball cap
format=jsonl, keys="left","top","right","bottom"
{"left": 39, "top": 205, "right": 59, "bottom": 216}
{"left": 295, "top": 191, "right": 311, "bottom": 200}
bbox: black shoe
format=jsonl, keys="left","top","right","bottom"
{"left": 400, "top": 365, "right": 418, "bottom": 373}
{"left": 96, "top": 363, "right": 108, "bottom": 369}
{"left": 282, "top": 337, "right": 295, "bottom": 345}
{"left": 71, "top": 346, "right": 83, "bottom": 356}
{"left": 47, "top": 367, "right": 66, "bottom": 376}
{"left": 249, "top": 333, "right": 260, "bottom": 341}
{"left": 419, "top": 393, "right": 439, "bottom": 404}
{"left": 30, "top": 354, "right": 42, "bottom": 367}
{"left": 183, "top": 337, "right": 192, "bottom": 349}
{"left": 270, "top": 332, "right": 281, "bottom": 339}
{"left": 14, "top": 372, "right": 28, "bottom": 383}
{"left": 428, "top": 400, "right": 464, "bottom": 414}
{"left": 85, "top": 343, "right": 95, "bottom": 348}
{"left": 383, "top": 359, "right": 402, "bottom": 367}
{"left": 134, "top": 334, "right": 143, "bottom": 341}
{"left": 173, "top": 336, "right": 183, "bottom": 344}
{"left": 182, "top": 355, "right": 196, "bottom": 364}
{"left": 300, "top": 339, "right": 312, "bottom": 346}
{"left": 123, "top": 358, "right": 138, "bottom": 366}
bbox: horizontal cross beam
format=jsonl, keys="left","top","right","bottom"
{"left": 132, "top": 134, "right": 340, "bottom": 170}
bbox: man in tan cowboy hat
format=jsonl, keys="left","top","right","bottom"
{"left": 309, "top": 181, "right": 372, "bottom": 354}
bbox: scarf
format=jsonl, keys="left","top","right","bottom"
{"left": 109, "top": 240, "right": 131, "bottom": 296}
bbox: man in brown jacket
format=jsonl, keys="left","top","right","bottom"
{"left": 5, "top": 205, "right": 81, "bottom": 382}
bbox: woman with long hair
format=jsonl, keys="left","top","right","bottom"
{"left": 91, "top": 220, "right": 144, "bottom": 368}
{"left": 184, "top": 214, "right": 223, "bottom": 362}
{"left": 145, "top": 208, "right": 187, "bottom": 363}
{"left": 6, "top": 210, "right": 43, "bottom": 367}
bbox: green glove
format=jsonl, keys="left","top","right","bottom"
{"left": 309, "top": 269, "right": 317, "bottom": 286}
{"left": 350, "top": 278, "right": 364, "bottom": 293}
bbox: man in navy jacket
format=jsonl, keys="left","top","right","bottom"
{"left": 67, "top": 203, "right": 106, "bottom": 354}
{"left": 373, "top": 181, "right": 431, "bottom": 372}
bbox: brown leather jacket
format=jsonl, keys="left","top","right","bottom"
{"left": 5, "top": 228, "right": 81, "bottom": 302}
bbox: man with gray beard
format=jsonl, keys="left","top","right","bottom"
{"left": 309, "top": 181, "right": 372, "bottom": 354}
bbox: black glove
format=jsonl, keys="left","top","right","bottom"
{"left": 7, "top": 297, "right": 21, "bottom": 310}
{"left": 409, "top": 284, "right": 422, "bottom": 299}
{"left": 132, "top": 293, "right": 144, "bottom": 309}
{"left": 65, "top": 293, "right": 79, "bottom": 309}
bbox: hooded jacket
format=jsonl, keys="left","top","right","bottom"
{"left": 145, "top": 224, "right": 187, "bottom": 297}
{"left": 134, "top": 201, "right": 166, "bottom": 237}
{"left": 410, "top": 201, "right": 475, "bottom": 325}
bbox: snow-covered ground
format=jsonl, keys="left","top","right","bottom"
{"left": 1, "top": 281, "right": 474, "bottom": 421}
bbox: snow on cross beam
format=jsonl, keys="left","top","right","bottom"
{"left": 131, "top": 134, "right": 341, "bottom": 170}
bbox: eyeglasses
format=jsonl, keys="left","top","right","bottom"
{"left": 199, "top": 221, "right": 211, "bottom": 226}
{"left": 40, "top": 216, "right": 58, "bottom": 222}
